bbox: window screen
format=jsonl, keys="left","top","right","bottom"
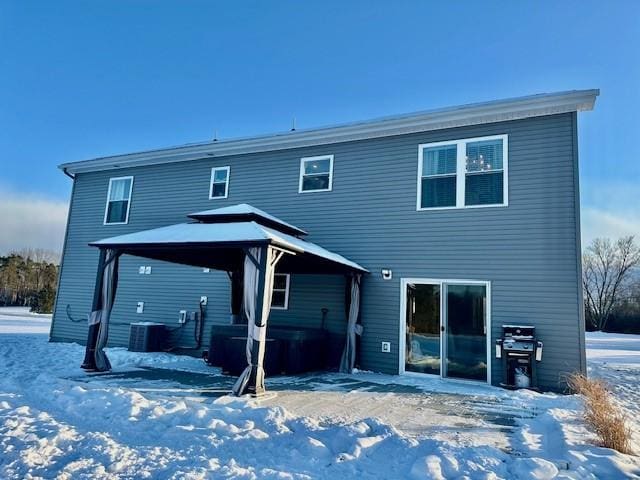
{"left": 300, "top": 156, "right": 333, "bottom": 192}
{"left": 105, "top": 177, "right": 133, "bottom": 224}
{"left": 420, "top": 145, "right": 457, "bottom": 208}
{"left": 418, "top": 135, "right": 507, "bottom": 210}
{"left": 210, "top": 167, "right": 230, "bottom": 199}
{"left": 465, "top": 139, "right": 504, "bottom": 206}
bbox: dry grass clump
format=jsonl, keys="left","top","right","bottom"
{"left": 567, "top": 373, "right": 633, "bottom": 454}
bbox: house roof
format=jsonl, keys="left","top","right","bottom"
{"left": 187, "top": 203, "right": 308, "bottom": 237}
{"left": 89, "top": 219, "right": 366, "bottom": 274}
{"left": 60, "top": 89, "right": 599, "bottom": 175}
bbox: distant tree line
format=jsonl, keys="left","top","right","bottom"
{"left": 583, "top": 236, "right": 640, "bottom": 333}
{"left": 0, "top": 249, "right": 60, "bottom": 313}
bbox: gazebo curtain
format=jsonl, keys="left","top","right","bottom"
{"left": 339, "top": 274, "right": 362, "bottom": 373}
{"left": 82, "top": 241, "right": 363, "bottom": 391}
{"left": 232, "top": 246, "right": 283, "bottom": 396}
{"left": 88, "top": 249, "right": 120, "bottom": 372}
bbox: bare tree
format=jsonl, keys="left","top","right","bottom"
{"left": 583, "top": 236, "right": 640, "bottom": 331}
{"left": 14, "top": 248, "right": 60, "bottom": 264}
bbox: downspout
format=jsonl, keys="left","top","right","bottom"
{"left": 63, "top": 167, "right": 75, "bottom": 180}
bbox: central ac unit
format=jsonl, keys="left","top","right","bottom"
{"left": 128, "top": 322, "right": 166, "bottom": 352}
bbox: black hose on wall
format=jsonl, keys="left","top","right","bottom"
{"left": 67, "top": 301, "right": 206, "bottom": 350}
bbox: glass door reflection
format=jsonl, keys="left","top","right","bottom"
{"left": 405, "top": 283, "right": 441, "bottom": 375}
{"left": 444, "top": 284, "right": 487, "bottom": 381}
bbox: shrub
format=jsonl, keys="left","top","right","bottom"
{"left": 31, "top": 285, "right": 56, "bottom": 314}
{"left": 567, "top": 373, "right": 633, "bottom": 454}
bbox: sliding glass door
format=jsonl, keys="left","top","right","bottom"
{"left": 444, "top": 284, "right": 488, "bottom": 381}
{"left": 404, "top": 280, "right": 489, "bottom": 383}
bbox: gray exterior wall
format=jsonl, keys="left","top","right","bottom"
{"left": 51, "top": 112, "right": 585, "bottom": 391}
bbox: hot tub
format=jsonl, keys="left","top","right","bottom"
{"left": 206, "top": 324, "right": 330, "bottom": 375}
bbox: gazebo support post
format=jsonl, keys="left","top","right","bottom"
{"left": 246, "top": 246, "right": 268, "bottom": 396}
{"left": 233, "top": 245, "right": 284, "bottom": 397}
{"left": 81, "top": 248, "right": 107, "bottom": 370}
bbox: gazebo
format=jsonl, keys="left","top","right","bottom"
{"left": 80, "top": 204, "right": 367, "bottom": 396}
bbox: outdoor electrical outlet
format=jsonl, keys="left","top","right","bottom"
{"left": 144, "top": 266, "right": 152, "bottom": 275}
{"left": 136, "top": 302, "right": 144, "bottom": 314}
{"left": 178, "top": 310, "right": 187, "bottom": 324}
{"left": 200, "top": 296, "right": 208, "bottom": 306}
{"left": 138, "top": 266, "right": 145, "bottom": 274}
{"left": 381, "top": 342, "right": 391, "bottom": 353}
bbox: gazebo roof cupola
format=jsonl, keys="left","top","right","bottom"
{"left": 188, "top": 203, "right": 308, "bottom": 237}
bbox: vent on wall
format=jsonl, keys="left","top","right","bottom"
{"left": 128, "top": 323, "right": 166, "bottom": 352}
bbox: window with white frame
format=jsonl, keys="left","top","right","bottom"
{"left": 209, "top": 166, "right": 230, "bottom": 199}
{"left": 271, "top": 274, "right": 290, "bottom": 309}
{"left": 418, "top": 135, "right": 507, "bottom": 210}
{"left": 464, "top": 139, "right": 506, "bottom": 206}
{"left": 419, "top": 144, "right": 457, "bottom": 208}
{"left": 299, "top": 155, "right": 333, "bottom": 193}
{"left": 104, "top": 176, "right": 134, "bottom": 224}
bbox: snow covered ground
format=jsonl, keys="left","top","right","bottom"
{"left": 0, "top": 307, "right": 639, "bottom": 479}
{"left": 0, "top": 307, "right": 52, "bottom": 334}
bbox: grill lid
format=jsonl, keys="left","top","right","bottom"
{"left": 502, "top": 324, "right": 535, "bottom": 340}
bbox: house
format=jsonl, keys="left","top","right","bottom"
{"left": 50, "top": 89, "right": 598, "bottom": 392}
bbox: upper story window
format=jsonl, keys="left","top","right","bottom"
{"left": 271, "top": 273, "right": 290, "bottom": 310}
{"left": 210, "top": 166, "right": 230, "bottom": 199}
{"left": 299, "top": 155, "right": 333, "bottom": 193}
{"left": 417, "top": 134, "right": 508, "bottom": 210}
{"left": 104, "top": 176, "right": 133, "bottom": 225}
{"left": 419, "top": 144, "right": 457, "bottom": 208}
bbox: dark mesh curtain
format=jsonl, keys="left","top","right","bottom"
{"left": 93, "top": 249, "right": 120, "bottom": 371}
{"left": 340, "top": 275, "right": 362, "bottom": 373}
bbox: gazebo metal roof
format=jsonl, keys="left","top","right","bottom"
{"left": 188, "top": 203, "right": 308, "bottom": 237}
{"left": 89, "top": 205, "right": 366, "bottom": 274}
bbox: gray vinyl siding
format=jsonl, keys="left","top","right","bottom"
{"left": 51, "top": 112, "right": 584, "bottom": 391}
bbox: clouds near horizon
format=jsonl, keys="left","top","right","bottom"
{"left": 582, "top": 207, "right": 640, "bottom": 246}
{"left": 0, "top": 188, "right": 68, "bottom": 256}
{"left": 580, "top": 180, "right": 640, "bottom": 246}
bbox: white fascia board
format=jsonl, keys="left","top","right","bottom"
{"left": 60, "top": 89, "right": 599, "bottom": 175}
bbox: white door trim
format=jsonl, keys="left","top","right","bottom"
{"left": 399, "top": 277, "right": 492, "bottom": 385}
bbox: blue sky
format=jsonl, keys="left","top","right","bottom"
{"left": 0, "top": 1, "right": 638, "bottom": 253}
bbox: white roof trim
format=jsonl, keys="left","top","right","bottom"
{"left": 61, "top": 89, "right": 598, "bottom": 174}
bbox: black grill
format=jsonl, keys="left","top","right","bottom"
{"left": 496, "top": 325, "right": 543, "bottom": 390}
